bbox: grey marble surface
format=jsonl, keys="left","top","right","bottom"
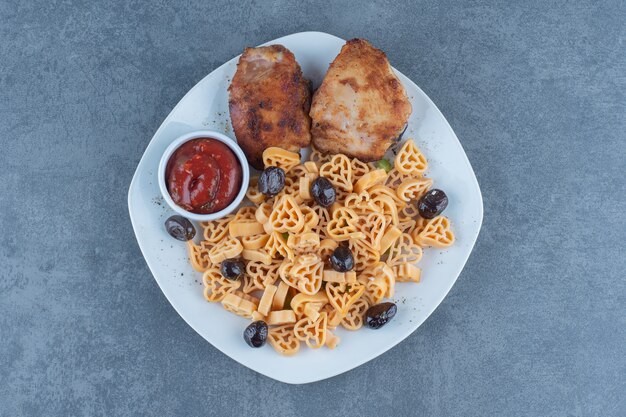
{"left": 1, "top": 1, "right": 625, "bottom": 416}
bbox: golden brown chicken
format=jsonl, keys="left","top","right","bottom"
{"left": 310, "top": 39, "right": 412, "bottom": 161}
{"left": 228, "top": 45, "right": 312, "bottom": 169}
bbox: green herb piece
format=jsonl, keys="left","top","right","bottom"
{"left": 375, "top": 159, "right": 393, "bottom": 173}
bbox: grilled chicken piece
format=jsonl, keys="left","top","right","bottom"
{"left": 310, "top": 39, "right": 412, "bottom": 161}
{"left": 229, "top": 45, "right": 312, "bottom": 169}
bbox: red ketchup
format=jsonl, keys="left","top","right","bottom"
{"left": 165, "top": 138, "right": 242, "bottom": 214}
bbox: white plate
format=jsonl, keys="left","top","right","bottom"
{"left": 128, "top": 32, "right": 483, "bottom": 384}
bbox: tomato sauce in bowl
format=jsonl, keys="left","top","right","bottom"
{"left": 165, "top": 138, "right": 242, "bottom": 214}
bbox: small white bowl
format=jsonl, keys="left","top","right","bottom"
{"left": 157, "top": 130, "right": 250, "bottom": 222}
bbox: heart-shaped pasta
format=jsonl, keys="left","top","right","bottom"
{"left": 319, "top": 154, "right": 353, "bottom": 192}
{"left": 262, "top": 147, "right": 301, "bottom": 173}
{"left": 221, "top": 291, "right": 259, "bottom": 318}
{"left": 310, "top": 206, "right": 330, "bottom": 238}
{"left": 202, "top": 266, "right": 241, "bottom": 302}
{"left": 326, "top": 207, "right": 363, "bottom": 241}
{"left": 187, "top": 240, "right": 213, "bottom": 272}
{"left": 344, "top": 191, "right": 377, "bottom": 214}
{"left": 370, "top": 193, "right": 399, "bottom": 225}
{"left": 279, "top": 253, "right": 323, "bottom": 295}
{"left": 348, "top": 238, "right": 381, "bottom": 272}
{"left": 269, "top": 195, "right": 305, "bottom": 233}
{"left": 397, "top": 216, "right": 416, "bottom": 233}
{"left": 299, "top": 205, "right": 319, "bottom": 232}
{"left": 287, "top": 231, "right": 320, "bottom": 254}
{"left": 415, "top": 216, "right": 455, "bottom": 248}
{"left": 387, "top": 233, "right": 423, "bottom": 267}
{"left": 325, "top": 282, "right": 365, "bottom": 317}
{"left": 268, "top": 325, "right": 300, "bottom": 356}
{"left": 395, "top": 139, "right": 428, "bottom": 176}
{"left": 255, "top": 200, "right": 273, "bottom": 224}
{"left": 265, "top": 231, "right": 294, "bottom": 260}
{"left": 294, "top": 312, "right": 328, "bottom": 349}
{"left": 208, "top": 237, "right": 243, "bottom": 264}
{"left": 354, "top": 169, "right": 387, "bottom": 194}
{"left": 246, "top": 259, "right": 283, "bottom": 287}
{"left": 320, "top": 304, "right": 343, "bottom": 329}
{"left": 201, "top": 214, "right": 234, "bottom": 243}
{"left": 384, "top": 167, "right": 408, "bottom": 190}
{"left": 396, "top": 177, "right": 433, "bottom": 202}
{"left": 350, "top": 157, "right": 370, "bottom": 184}
{"left": 246, "top": 176, "right": 266, "bottom": 205}
{"left": 341, "top": 298, "right": 369, "bottom": 330}
{"left": 356, "top": 212, "right": 387, "bottom": 251}
{"left": 400, "top": 202, "right": 420, "bottom": 218}
{"left": 410, "top": 216, "right": 431, "bottom": 241}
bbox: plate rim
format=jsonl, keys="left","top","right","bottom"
{"left": 128, "top": 31, "right": 484, "bottom": 384}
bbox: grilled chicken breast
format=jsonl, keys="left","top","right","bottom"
{"left": 310, "top": 39, "right": 412, "bottom": 161}
{"left": 229, "top": 45, "right": 312, "bottom": 169}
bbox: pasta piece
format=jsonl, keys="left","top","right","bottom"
{"left": 255, "top": 200, "right": 273, "bottom": 224}
{"left": 326, "top": 207, "right": 363, "bottom": 241}
{"left": 345, "top": 271, "right": 357, "bottom": 283}
{"left": 367, "top": 262, "right": 396, "bottom": 298}
{"left": 344, "top": 191, "right": 377, "bottom": 214}
{"left": 411, "top": 217, "right": 429, "bottom": 239}
{"left": 268, "top": 325, "right": 300, "bottom": 356}
{"left": 400, "top": 202, "right": 420, "bottom": 218}
{"left": 287, "top": 231, "right": 320, "bottom": 254}
{"left": 241, "top": 248, "right": 272, "bottom": 265}
{"left": 241, "top": 234, "right": 270, "bottom": 250}
{"left": 233, "top": 206, "right": 257, "bottom": 221}
{"left": 201, "top": 214, "right": 234, "bottom": 243}
{"left": 299, "top": 205, "right": 319, "bottom": 232}
{"left": 354, "top": 169, "right": 387, "bottom": 194}
{"left": 187, "top": 240, "right": 212, "bottom": 272}
{"left": 208, "top": 237, "right": 243, "bottom": 264}
{"left": 325, "top": 331, "right": 341, "bottom": 349}
{"left": 221, "top": 291, "right": 259, "bottom": 318}
{"left": 356, "top": 212, "right": 386, "bottom": 251}
{"left": 370, "top": 193, "right": 399, "bottom": 225}
{"left": 358, "top": 271, "right": 387, "bottom": 305}
{"left": 350, "top": 157, "right": 371, "bottom": 184}
{"left": 229, "top": 220, "right": 265, "bottom": 237}
{"left": 319, "top": 154, "right": 353, "bottom": 192}
{"left": 279, "top": 254, "right": 323, "bottom": 295}
{"left": 369, "top": 184, "right": 406, "bottom": 209}
{"left": 319, "top": 239, "right": 338, "bottom": 264}
{"left": 322, "top": 269, "right": 346, "bottom": 283}
{"left": 325, "top": 282, "right": 365, "bottom": 317}
{"left": 415, "top": 216, "right": 455, "bottom": 248}
{"left": 291, "top": 292, "right": 329, "bottom": 318}
{"left": 241, "top": 271, "right": 265, "bottom": 294}
{"left": 379, "top": 225, "right": 402, "bottom": 254}
{"left": 246, "top": 176, "right": 266, "bottom": 205}
{"left": 288, "top": 164, "right": 310, "bottom": 182}
{"left": 267, "top": 310, "right": 297, "bottom": 326}
{"left": 303, "top": 303, "right": 324, "bottom": 321}
{"left": 341, "top": 298, "right": 369, "bottom": 330}
{"left": 303, "top": 161, "right": 319, "bottom": 175}
{"left": 320, "top": 304, "right": 343, "bottom": 329}
{"left": 384, "top": 167, "right": 407, "bottom": 190}
{"left": 348, "top": 238, "right": 380, "bottom": 272}
{"left": 245, "top": 259, "right": 282, "bottom": 287}
{"left": 272, "top": 281, "right": 290, "bottom": 310}
{"left": 310, "top": 206, "right": 330, "bottom": 238}
{"left": 387, "top": 233, "right": 423, "bottom": 266}
{"left": 269, "top": 195, "right": 305, "bottom": 233}
{"left": 299, "top": 176, "right": 313, "bottom": 201}
{"left": 393, "top": 263, "right": 422, "bottom": 283}
{"left": 265, "top": 231, "right": 294, "bottom": 260}
{"left": 397, "top": 216, "right": 416, "bottom": 233}
{"left": 251, "top": 311, "right": 266, "bottom": 321}
{"left": 262, "top": 147, "right": 301, "bottom": 173}
{"left": 394, "top": 139, "right": 428, "bottom": 176}
{"left": 294, "top": 312, "right": 328, "bottom": 349}
{"left": 202, "top": 266, "right": 241, "bottom": 302}
{"left": 396, "top": 177, "right": 433, "bottom": 202}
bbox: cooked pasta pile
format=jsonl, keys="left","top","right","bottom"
{"left": 186, "top": 139, "right": 455, "bottom": 355}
